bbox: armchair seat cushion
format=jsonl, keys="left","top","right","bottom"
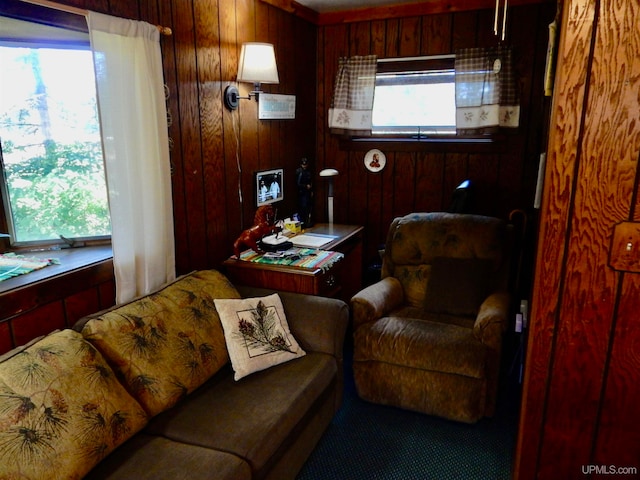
{"left": 354, "top": 316, "right": 486, "bottom": 379}
{"left": 392, "top": 306, "right": 476, "bottom": 329}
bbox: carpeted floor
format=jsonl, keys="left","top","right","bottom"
{"left": 296, "top": 336, "right": 522, "bottom": 480}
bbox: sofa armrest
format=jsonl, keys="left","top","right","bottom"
{"left": 472, "top": 291, "right": 510, "bottom": 349}
{"left": 350, "top": 277, "right": 403, "bottom": 330}
{"left": 235, "top": 286, "right": 349, "bottom": 360}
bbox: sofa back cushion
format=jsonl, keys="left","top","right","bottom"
{"left": 81, "top": 269, "right": 240, "bottom": 417}
{"left": 0, "top": 329, "right": 148, "bottom": 480}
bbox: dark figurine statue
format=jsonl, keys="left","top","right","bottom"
{"left": 296, "top": 158, "right": 313, "bottom": 227}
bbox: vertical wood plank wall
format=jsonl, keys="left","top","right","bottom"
{"left": 40, "top": 0, "right": 316, "bottom": 275}
{"left": 515, "top": 0, "right": 640, "bottom": 477}
{"left": 315, "top": 3, "right": 555, "bottom": 269}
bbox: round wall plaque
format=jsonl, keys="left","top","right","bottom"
{"left": 364, "top": 149, "right": 386, "bottom": 172}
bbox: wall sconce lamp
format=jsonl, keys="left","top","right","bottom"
{"left": 224, "top": 42, "right": 279, "bottom": 110}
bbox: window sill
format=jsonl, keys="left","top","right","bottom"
{"left": 0, "top": 245, "right": 113, "bottom": 304}
{"left": 339, "top": 134, "right": 509, "bottom": 153}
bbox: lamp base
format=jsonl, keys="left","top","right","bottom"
{"left": 327, "top": 196, "right": 334, "bottom": 225}
{"left": 224, "top": 85, "right": 239, "bottom": 110}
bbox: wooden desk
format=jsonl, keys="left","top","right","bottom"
{"left": 223, "top": 224, "right": 363, "bottom": 302}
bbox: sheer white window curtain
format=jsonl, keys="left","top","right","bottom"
{"left": 454, "top": 45, "right": 520, "bottom": 134}
{"left": 87, "top": 11, "right": 175, "bottom": 304}
{"left": 328, "top": 55, "right": 377, "bottom": 136}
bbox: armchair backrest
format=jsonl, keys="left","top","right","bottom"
{"left": 381, "top": 212, "right": 512, "bottom": 313}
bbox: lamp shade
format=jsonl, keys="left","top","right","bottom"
{"left": 237, "top": 43, "right": 279, "bottom": 84}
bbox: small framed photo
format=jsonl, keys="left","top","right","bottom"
{"left": 255, "top": 168, "right": 284, "bottom": 207}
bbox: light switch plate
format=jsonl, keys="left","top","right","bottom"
{"left": 609, "top": 222, "right": 640, "bottom": 272}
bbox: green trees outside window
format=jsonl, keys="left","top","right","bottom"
{"left": 0, "top": 44, "right": 111, "bottom": 244}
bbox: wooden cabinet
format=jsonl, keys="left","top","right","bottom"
{"left": 0, "top": 246, "right": 115, "bottom": 354}
{"left": 223, "top": 224, "right": 363, "bottom": 302}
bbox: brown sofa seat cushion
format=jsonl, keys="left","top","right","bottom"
{"left": 85, "top": 434, "right": 251, "bottom": 480}
{"left": 354, "top": 316, "right": 486, "bottom": 379}
{"left": 145, "top": 352, "right": 336, "bottom": 476}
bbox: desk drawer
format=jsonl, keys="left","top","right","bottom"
{"left": 222, "top": 259, "right": 343, "bottom": 298}
{"left": 315, "top": 264, "right": 342, "bottom": 297}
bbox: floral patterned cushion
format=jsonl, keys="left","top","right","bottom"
{"left": 0, "top": 329, "right": 148, "bottom": 480}
{"left": 393, "top": 264, "right": 432, "bottom": 308}
{"left": 214, "top": 294, "right": 306, "bottom": 380}
{"left": 81, "top": 270, "right": 240, "bottom": 417}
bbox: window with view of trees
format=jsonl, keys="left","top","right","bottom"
{"left": 0, "top": 15, "right": 110, "bottom": 246}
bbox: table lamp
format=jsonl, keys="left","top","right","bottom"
{"left": 319, "top": 168, "right": 339, "bottom": 225}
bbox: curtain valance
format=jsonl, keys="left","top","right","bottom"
{"left": 454, "top": 45, "right": 520, "bottom": 134}
{"left": 328, "top": 55, "right": 377, "bottom": 136}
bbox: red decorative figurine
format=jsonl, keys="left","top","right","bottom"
{"left": 233, "top": 205, "right": 279, "bottom": 258}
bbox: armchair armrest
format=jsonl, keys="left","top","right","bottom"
{"left": 472, "top": 291, "right": 510, "bottom": 349}
{"left": 235, "top": 285, "right": 349, "bottom": 360}
{"left": 350, "top": 277, "right": 403, "bottom": 330}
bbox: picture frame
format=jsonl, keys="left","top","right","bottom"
{"left": 255, "top": 168, "right": 284, "bottom": 207}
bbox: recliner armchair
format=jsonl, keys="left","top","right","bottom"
{"left": 351, "top": 212, "right": 512, "bottom": 423}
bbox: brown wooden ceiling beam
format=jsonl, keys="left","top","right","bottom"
{"left": 263, "top": 0, "right": 553, "bottom": 25}
{"left": 260, "top": 0, "right": 320, "bottom": 24}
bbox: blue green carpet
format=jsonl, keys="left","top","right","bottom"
{"left": 296, "top": 338, "right": 521, "bottom": 480}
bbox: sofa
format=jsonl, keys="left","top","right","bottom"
{"left": 0, "top": 269, "right": 349, "bottom": 480}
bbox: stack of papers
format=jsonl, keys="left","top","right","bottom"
{"left": 291, "top": 233, "right": 338, "bottom": 248}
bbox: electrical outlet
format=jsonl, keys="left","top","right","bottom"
{"left": 609, "top": 222, "right": 640, "bottom": 272}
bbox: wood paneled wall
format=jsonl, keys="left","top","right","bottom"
{"left": 515, "top": 0, "right": 640, "bottom": 477}
{"left": 157, "top": 0, "right": 317, "bottom": 274}
{"left": 43, "top": 0, "right": 316, "bottom": 275}
{"left": 15, "top": 0, "right": 554, "bottom": 284}
{"left": 315, "top": 3, "right": 556, "bottom": 271}
{"left": 0, "top": 0, "right": 315, "bottom": 351}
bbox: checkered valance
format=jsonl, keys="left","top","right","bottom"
{"left": 328, "top": 55, "right": 377, "bottom": 136}
{"left": 455, "top": 45, "right": 519, "bottom": 134}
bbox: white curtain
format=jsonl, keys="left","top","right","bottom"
{"left": 454, "top": 46, "right": 520, "bottom": 134}
{"left": 328, "top": 55, "right": 377, "bottom": 136}
{"left": 87, "top": 11, "right": 175, "bottom": 304}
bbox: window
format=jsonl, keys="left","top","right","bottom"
{"left": 372, "top": 56, "right": 456, "bottom": 137}
{"left": 0, "top": 15, "right": 110, "bottom": 247}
